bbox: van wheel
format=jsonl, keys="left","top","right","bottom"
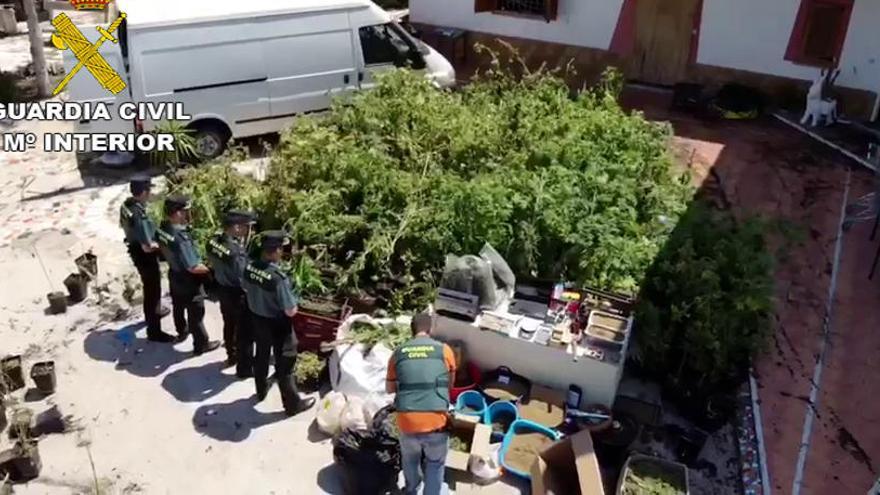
{"left": 192, "top": 126, "right": 227, "bottom": 160}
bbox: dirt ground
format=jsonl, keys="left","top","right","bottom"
{"left": 622, "top": 87, "right": 880, "bottom": 494}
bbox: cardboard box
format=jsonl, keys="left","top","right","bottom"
{"left": 446, "top": 413, "right": 492, "bottom": 472}
{"left": 530, "top": 429, "right": 605, "bottom": 495}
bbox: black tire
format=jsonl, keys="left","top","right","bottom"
{"left": 191, "top": 124, "right": 228, "bottom": 161}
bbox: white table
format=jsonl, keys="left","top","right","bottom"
{"left": 433, "top": 310, "right": 631, "bottom": 408}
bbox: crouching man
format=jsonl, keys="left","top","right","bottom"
{"left": 386, "top": 313, "right": 457, "bottom": 495}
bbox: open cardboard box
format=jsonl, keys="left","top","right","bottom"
{"left": 531, "top": 429, "right": 605, "bottom": 495}
{"left": 446, "top": 413, "right": 492, "bottom": 472}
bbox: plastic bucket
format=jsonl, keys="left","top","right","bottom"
{"left": 480, "top": 366, "right": 530, "bottom": 404}
{"left": 454, "top": 390, "right": 487, "bottom": 418}
{"left": 499, "top": 419, "right": 561, "bottom": 479}
{"left": 483, "top": 400, "right": 518, "bottom": 440}
{"left": 451, "top": 362, "right": 482, "bottom": 402}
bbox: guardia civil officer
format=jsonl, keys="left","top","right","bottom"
{"left": 385, "top": 313, "right": 456, "bottom": 495}
{"left": 156, "top": 195, "right": 221, "bottom": 355}
{"left": 119, "top": 177, "right": 175, "bottom": 343}
{"left": 205, "top": 210, "right": 255, "bottom": 372}
{"left": 242, "top": 231, "right": 315, "bottom": 416}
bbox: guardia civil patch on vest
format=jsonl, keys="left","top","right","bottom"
{"left": 156, "top": 228, "right": 175, "bottom": 247}
{"left": 244, "top": 263, "right": 277, "bottom": 291}
{"left": 207, "top": 238, "right": 231, "bottom": 260}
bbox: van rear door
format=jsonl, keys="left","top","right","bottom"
{"left": 64, "top": 27, "right": 133, "bottom": 135}
{"left": 262, "top": 11, "right": 359, "bottom": 117}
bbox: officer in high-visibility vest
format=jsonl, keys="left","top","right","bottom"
{"left": 386, "top": 313, "right": 456, "bottom": 495}
{"left": 156, "top": 195, "right": 220, "bottom": 355}
{"left": 205, "top": 209, "right": 255, "bottom": 371}
{"left": 242, "top": 230, "right": 315, "bottom": 416}
{"left": 119, "top": 177, "right": 174, "bottom": 343}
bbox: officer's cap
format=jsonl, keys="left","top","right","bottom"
{"left": 130, "top": 176, "right": 152, "bottom": 195}
{"left": 164, "top": 195, "right": 192, "bottom": 215}
{"left": 223, "top": 209, "right": 256, "bottom": 226}
{"left": 260, "top": 230, "right": 290, "bottom": 251}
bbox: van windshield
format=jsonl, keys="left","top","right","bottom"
{"left": 359, "top": 23, "right": 426, "bottom": 69}
{"left": 392, "top": 21, "right": 429, "bottom": 56}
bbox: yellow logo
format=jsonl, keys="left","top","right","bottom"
{"left": 68, "top": 0, "right": 113, "bottom": 10}
{"left": 51, "top": 11, "right": 127, "bottom": 96}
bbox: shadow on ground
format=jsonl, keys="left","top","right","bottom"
{"left": 83, "top": 321, "right": 189, "bottom": 378}
{"left": 161, "top": 360, "right": 237, "bottom": 403}
{"left": 192, "top": 397, "right": 287, "bottom": 442}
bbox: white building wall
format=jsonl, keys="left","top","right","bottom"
{"left": 411, "top": 0, "right": 880, "bottom": 115}
{"left": 697, "top": 0, "right": 880, "bottom": 94}
{"left": 409, "top": 0, "right": 623, "bottom": 51}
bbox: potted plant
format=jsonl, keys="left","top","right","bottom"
{"left": 0, "top": 407, "right": 40, "bottom": 482}
{"left": 294, "top": 352, "right": 325, "bottom": 392}
{"left": 149, "top": 120, "right": 198, "bottom": 171}
{"left": 617, "top": 454, "right": 689, "bottom": 495}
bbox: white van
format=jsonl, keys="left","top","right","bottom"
{"left": 64, "top": 0, "right": 456, "bottom": 158}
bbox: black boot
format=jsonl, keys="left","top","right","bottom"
{"left": 147, "top": 331, "right": 176, "bottom": 343}
{"left": 193, "top": 340, "right": 221, "bottom": 357}
{"left": 285, "top": 397, "right": 316, "bottom": 417}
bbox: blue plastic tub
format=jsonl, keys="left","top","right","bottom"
{"left": 499, "top": 419, "right": 561, "bottom": 479}
{"left": 455, "top": 390, "right": 487, "bottom": 418}
{"left": 483, "top": 400, "right": 519, "bottom": 440}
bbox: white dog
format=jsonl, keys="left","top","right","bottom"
{"left": 801, "top": 69, "right": 839, "bottom": 127}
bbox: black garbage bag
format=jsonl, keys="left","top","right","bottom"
{"left": 332, "top": 405, "right": 401, "bottom": 495}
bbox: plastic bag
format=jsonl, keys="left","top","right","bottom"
{"left": 440, "top": 254, "right": 475, "bottom": 294}
{"left": 440, "top": 254, "right": 499, "bottom": 310}
{"left": 340, "top": 395, "right": 369, "bottom": 431}
{"left": 333, "top": 404, "right": 401, "bottom": 495}
{"left": 480, "top": 243, "right": 515, "bottom": 292}
{"left": 316, "top": 391, "right": 348, "bottom": 436}
{"left": 362, "top": 393, "right": 393, "bottom": 424}
{"left": 469, "top": 443, "right": 502, "bottom": 483}
{"left": 329, "top": 341, "right": 394, "bottom": 398}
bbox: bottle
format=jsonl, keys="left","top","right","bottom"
{"left": 552, "top": 282, "right": 564, "bottom": 301}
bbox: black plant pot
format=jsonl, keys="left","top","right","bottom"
{"left": 1, "top": 356, "right": 25, "bottom": 393}
{"left": 30, "top": 362, "right": 56, "bottom": 395}
{"left": 63, "top": 273, "right": 88, "bottom": 304}
{"left": 75, "top": 251, "right": 98, "bottom": 281}
{"left": 46, "top": 291, "right": 67, "bottom": 314}
{"left": 0, "top": 441, "right": 42, "bottom": 482}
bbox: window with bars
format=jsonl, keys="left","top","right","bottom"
{"left": 474, "top": 0, "right": 559, "bottom": 22}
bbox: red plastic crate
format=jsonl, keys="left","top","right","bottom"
{"left": 293, "top": 300, "right": 352, "bottom": 354}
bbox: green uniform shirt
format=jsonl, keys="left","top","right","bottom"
{"left": 119, "top": 198, "right": 156, "bottom": 246}
{"left": 157, "top": 222, "right": 201, "bottom": 274}
{"left": 242, "top": 259, "right": 298, "bottom": 318}
{"left": 206, "top": 233, "right": 247, "bottom": 288}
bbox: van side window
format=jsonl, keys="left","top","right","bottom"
{"left": 359, "top": 24, "right": 414, "bottom": 67}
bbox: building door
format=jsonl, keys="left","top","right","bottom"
{"left": 632, "top": 0, "right": 702, "bottom": 85}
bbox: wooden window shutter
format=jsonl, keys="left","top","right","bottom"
{"left": 475, "top": 0, "right": 496, "bottom": 13}
{"left": 544, "top": 0, "right": 559, "bottom": 22}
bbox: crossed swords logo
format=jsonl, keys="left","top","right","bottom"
{"left": 51, "top": 12, "right": 128, "bottom": 96}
